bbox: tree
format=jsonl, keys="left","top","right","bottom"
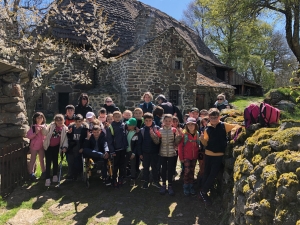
{"left": 0, "top": 0, "right": 118, "bottom": 120}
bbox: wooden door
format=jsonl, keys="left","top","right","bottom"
{"left": 196, "top": 94, "right": 205, "bottom": 110}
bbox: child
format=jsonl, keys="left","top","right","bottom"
{"left": 98, "top": 108, "right": 107, "bottom": 123}
{"left": 26, "top": 112, "right": 47, "bottom": 181}
{"left": 106, "top": 111, "right": 128, "bottom": 187}
{"left": 125, "top": 118, "right": 139, "bottom": 186}
{"left": 152, "top": 114, "right": 182, "bottom": 195}
{"left": 83, "top": 125, "right": 110, "bottom": 185}
{"left": 122, "top": 110, "right": 133, "bottom": 123}
{"left": 86, "top": 112, "right": 100, "bottom": 131}
{"left": 178, "top": 117, "right": 200, "bottom": 196}
{"left": 65, "top": 105, "right": 76, "bottom": 127}
{"left": 106, "top": 113, "right": 113, "bottom": 125}
{"left": 139, "top": 92, "right": 156, "bottom": 114}
{"left": 66, "top": 114, "right": 88, "bottom": 180}
{"left": 137, "top": 112, "right": 161, "bottom": 189}
{"left": 153, "top": 106, "right": 164, "bottom": 127}
{"left": 42, "top": 114, "right": 68, "bottom": 186}
{"left": 133, "top": 108, "right": 144, "bottom": 130}
{"left": 199, "top": 108, "right": 240, "bottom": 205}
{"left": 189, "top": 107, "right": 201, "bottom": 129}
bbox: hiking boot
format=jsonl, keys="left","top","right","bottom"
{"left": 52, "top": 175, "right": 58, "bottom": 183}
{"left": 141, "top": 182, "right": 149, "bottom": 189}
{"left": 30, "top": 173, "right": 37, "bottom": 181}
{"left": 190, "top": 184, "right": 196, "bottom": 196}
{"left": 45, "top": 179, "right": 51, "bottom": 187}
{"left": 152, "top": 181, "right": 161, "bottom": 189}
{"left": 130, "top": 179, "right": 135, "bottom": 187}
{"left": 160, "top": 185, "right": 167, "bottom": 195}
{"left": 199, "top": 191, "right": 212, "bottom": 206}
{"left": 168, "top": 186, "right": 175, "bottom": 196}
{"left": 183, "top": 184, "right": 190, "bottom": 196}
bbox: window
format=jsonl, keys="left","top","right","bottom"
{"left": 169, "top": 90, "right": 179, "bottom": 106}
{"left": 36, "top": 94, "right": 43, "bottom": 110}
{"left": 174, "top": 61, "right": 182, "bottom": 70}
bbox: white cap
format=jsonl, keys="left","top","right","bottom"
{"left": 86, "top": 112, "right": 95, "bottom": 118}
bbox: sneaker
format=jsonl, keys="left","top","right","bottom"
{"left": 45, "top": 179, "right": 51, "bottom": 187}
{"left": 30, "top": 173, "right": 37, "bottom": 181}
{"left": 40, "top": 172, "right": 46, "bottom": 180}
{"left": 52, "top": 175, "right": 58, "bottom": 183}
{"left": 152, "top": 181, "right": 161, "bottom": 189}
{"left": 199, "top": 191, "right": 212, "bottom": 206}
{"left": 168, "top": 186, "right": 175, "bottom": 196}
{"left": 105, "top": 178, "right": 112, "bottom": 186}
{"left": 130, "top": 179, "right": 135, "bottom": 187}
{"left": 160, "top": 185, "right": 167, "bottom": 195}
{"left": 141, "top": 182, "right": 149, "bottom": 189}
{"left": 190, "top": 184, "right": 196, "bottom": 196}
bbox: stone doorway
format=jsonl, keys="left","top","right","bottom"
{"left": 58, "top": 93, "right": 69, "bottom": 114}
{"left": 196, "top": 93, "right": 205, "bottom": 110}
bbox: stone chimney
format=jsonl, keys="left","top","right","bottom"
{"left": 134, "top": 8, "right": 157, "bottom": 47}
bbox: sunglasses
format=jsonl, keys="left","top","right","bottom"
{"left": 217, "top": 98, "right": 223, "bottom": 100}
{"left": 106, "top": 100, "right": 112, "bottom": 103}
{"left": 82, "top": 98, "right": 88, "bottom": 100}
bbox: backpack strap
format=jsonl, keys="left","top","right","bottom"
{"left": 109, "top": 125, "right": 114, "bottom": 136}
{"left": 183, "top": 133, "right": 188, "bottom": 146}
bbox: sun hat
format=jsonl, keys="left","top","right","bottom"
{"left": 86, "top": 112, "right": 95, "bottom": 118}
{"left": 186, "top": 117, "right": 197, "bottom": 124}
{"left": 126, "top": 118, "right": 137, "bottom": 126}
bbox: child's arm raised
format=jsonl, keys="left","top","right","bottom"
{"left": 199, "top": 130, "right": 208, "bottom": 146}
{"left": 150, "top": 127, "right": 160, "bottom": 145}
{"left": 174, "top": 128, "right": 182, "bottom": 145}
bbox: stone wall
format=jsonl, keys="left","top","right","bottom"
{"left": 0, "top": 72, "right": 28, "bottom": 148}
{"left": 96, "top": 27, "right": 199, "bottom": 113}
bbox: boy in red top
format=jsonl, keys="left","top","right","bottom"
{"left": 199, "top": 108, "right": 240, "bottom": 206}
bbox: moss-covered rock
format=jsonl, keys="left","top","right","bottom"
{"left": 270, "top": 127, "right": 300, "bottom": 151}
{"left": 275, "top": 150, "right": 300, "bottom": 173}
{"left": 234, "top": 155, "right": 253, "bottom": 181}
{"left": 276, "top": 172, "right": 299, "bottom": 204}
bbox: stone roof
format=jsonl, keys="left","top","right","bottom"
{"left": 197, "top": 73, "right": 235, "bottom": 89}
{"left": 0, "top": 59, "right": 25, "bottom": 75}
{"left": 42, "top": 0, "right": 229, "bottom": 68}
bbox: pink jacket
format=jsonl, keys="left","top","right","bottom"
{"left": 178, "top": 131, "right": 199, "bottom": 161}
{"left": 26, "top": 124, "right": 46, "bottom": 150}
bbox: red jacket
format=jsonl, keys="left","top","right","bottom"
{"left": 178, "top": 131, "right": 199, "bottom": 161}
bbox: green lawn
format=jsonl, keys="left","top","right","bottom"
{"left": 230, "top": 96, "right": 264, "bottom": 110}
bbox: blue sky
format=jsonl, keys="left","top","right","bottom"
{"left": 138, "top": 0, "right": 191, "bottom": 20}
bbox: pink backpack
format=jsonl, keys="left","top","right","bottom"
{"left": 259, "top": 103, "right": 280, "bottom": 127}
{"left": 244, "top": 104, "right": 260, "bottom": 128}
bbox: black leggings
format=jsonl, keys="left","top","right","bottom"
{"left": 160, "top": 156, "right": 176, "bottom": 186}
{"left": 45, "top": 145, "right": 59, "bottom": 179}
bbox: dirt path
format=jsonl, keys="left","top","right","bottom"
{"left": 2, "top": 174, "right": 225, "bottom": 225}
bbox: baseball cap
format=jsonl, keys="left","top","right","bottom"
{"left": 186, "top": 117, "right": 197, "bottom": 124}
{"left": 190, "top": 107, "right": 199, "bottom": 112}
{"left": 126, "top": 118, "right": 137, "bottom": 126}
{"left": 86, "top": 112, "right": 95, "bottom": 118}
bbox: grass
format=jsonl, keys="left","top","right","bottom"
{"left": 230, "top": 96, "right": 264, "bottom": 110}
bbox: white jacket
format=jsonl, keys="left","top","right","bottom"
{"left": 42, "top": 122, "right": 68, "bottom": 151}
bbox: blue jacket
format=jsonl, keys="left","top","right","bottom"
{"left": 83, "top": 132, "right": 109, "bottom": 153}
{"left": 139, "top": 102, "right": 155, "bottom": 114}
{"left": 137, "top": 122, "right": 160, "bottom": 155}
{"left": 106, "top": 121, "right": 128, "bottom": 153}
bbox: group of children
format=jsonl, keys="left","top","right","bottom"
{"left": 27, "top": 93, "right": 240, "bottom": 205}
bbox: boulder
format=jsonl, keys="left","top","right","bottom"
{"left": 279, "top": 121, "right": 300, "bottom": 130}
{"left": 0, "top": 125, "right": 29, "bottom": 138}
{"left": 2, "top": 83, "right": 22, "bottom": 97}
{"left": 270, "top": 127, "right": 300, "bottom": 151}
{"left": 275, "top": 100, "right": 295, "bottom": 112}
{"left": 3, "top": 102, "right": 26, "bottom": 113}
{"left": 0, "top": 112, "right": 27, "bottom": 125}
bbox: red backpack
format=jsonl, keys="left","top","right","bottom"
{"left": 259, "top": 103, "right": 280, "bottom": 127}
{"left": 244, "top": 104, "right": 260, "bottom": 128}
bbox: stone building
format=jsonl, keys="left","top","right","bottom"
{"left": 39, "top": 0, "right": 238, "bottom": 115}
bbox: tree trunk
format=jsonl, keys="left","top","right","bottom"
{"left": 24, "top": 64, "right": 64, "bottom": 121}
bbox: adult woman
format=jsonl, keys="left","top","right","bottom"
{"left": 213, "top": 94, "right": 230, "bottom": 111}
{"left": 75, "top": 93, "right": 93, "bottom": 119}
{"left": 102, "top": 97, "right": 120, "bottom": 114}
{"left": 139, "top": 92, "right": 155, "bottom": 114}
